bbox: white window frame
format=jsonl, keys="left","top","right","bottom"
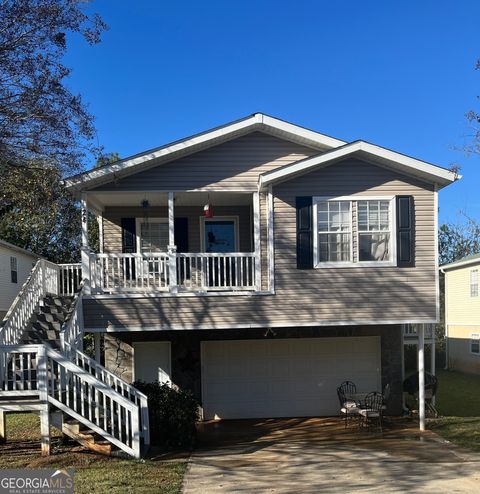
{"left": 200, "top": 216, "right": 240, "bottom": 253}
{"left": 135, "top": 217, "right": 169, "bottom": 253}
{"left": 10, "top": 256, "right": 17, "bottom": 284}
{"left": 470, "top": 333, "right": 480, "bottom": 355}
{"left": 313, "top": 195, "right": 397, "bottom": 268}
{"left": 312, "top": 198, "right": 353, "bottom": 267}
{"left": 356, "top": 197, "right": 396, "bottom": 267}
{"left": 470, "top": 269, "right": 478, "bottom": 297}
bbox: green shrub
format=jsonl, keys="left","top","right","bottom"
{"left": 133, "top": 381, "right": 200, "bottom": 449}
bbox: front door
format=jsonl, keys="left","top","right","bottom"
{"left": 203, "top": 218, "right": 238, "bottom": 288}
{"left": 203, "top": 219, "right": 237, "bottom": 253}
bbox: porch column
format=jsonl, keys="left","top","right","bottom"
{"left": 431, "top": 325, "right": 436, "bottom": 406}
{"left": 94, "top": 333, "right": 101, "bottom": 363}
{"left": 80, "top": 193, "right": 91, "bottom": 295}
{"left": 167, "top": 192, "right": 177, "bottom": 293}
{"left": 0, "top": 410, "right": 5, "bottom": 443}
{"left": 253, "top": 191, "right": 261, "bottom": 291}
{"left": 418, "top": 323, "right": 425, "bottom": 431}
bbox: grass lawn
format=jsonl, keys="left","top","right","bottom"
{"left": 428, "top": 368, "right": 480, "bottom": 452}
{"left": 0, "top": 413, "right": 187, "bottom": 494}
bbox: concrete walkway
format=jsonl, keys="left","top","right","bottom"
{"left": 183, "top": 417, "right": 480, "bottom": 493}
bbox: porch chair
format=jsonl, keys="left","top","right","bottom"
{"left": 337, "top": 386, "right": 359, "bottom": 429}
{"left": 358, "top": 391, "right": 384, "bottom": 432}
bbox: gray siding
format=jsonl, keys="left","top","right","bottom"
{"left": 84, "top": 158, "right": 436, "bottom": 330}
{"left": 102, "top": 206, "right": 252, "bottom": 253}
{"left": 93, "top": 132, "right": 317, "bottom": 192}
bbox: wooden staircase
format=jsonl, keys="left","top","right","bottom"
{"left": 0, "top": 260, "right": 149, "bottom": 458}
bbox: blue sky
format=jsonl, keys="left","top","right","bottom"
{"left": 65, "top": 0, "right": 480, "bottom": 225}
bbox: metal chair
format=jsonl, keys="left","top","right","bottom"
{"left": 339, "top": 380, "right": 357, "bottom": 397}
{"left": 358, "top": 391, "right": 384, "bottom": 432}
{"left": 337, "top": 386, "right": 359, "bottom": 428}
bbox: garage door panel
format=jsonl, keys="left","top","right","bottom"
{"left": 201, "top": 337, "right": 381, "bottom": 420}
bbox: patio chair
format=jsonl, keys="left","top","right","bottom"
{"left": 337, "top": 386, "right": 359, "bottom": 429}
{"left": 358, "top": 391, "right": 384, "bottom": 432}
{"left": 339, "top": 380, "right": 357, "bottom": 397}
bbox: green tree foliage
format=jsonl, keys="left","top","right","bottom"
{"left": 0, "top": 0, "right": 107, "bottom": 173}
{"left": 0, "top": 165, "right": 80, "bottom": 262}
{"left": 438, "top": 217, "right": 480, "bottom": 266}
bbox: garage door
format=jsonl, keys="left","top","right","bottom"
{"left": 201, "top": 337, "right": 381, "bottom": 420}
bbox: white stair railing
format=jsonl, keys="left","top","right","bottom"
{"left": 0, "top": 260, "right": 44, "bottom": 346}
{"left": 0, "top": 344, "right": 143, "bottom": 458}
{"left": 60, "top": 290, "right": 150, "bottom": 447}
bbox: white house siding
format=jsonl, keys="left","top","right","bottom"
{"left": 0, "top": 244, "right": 38, "bottom": 319}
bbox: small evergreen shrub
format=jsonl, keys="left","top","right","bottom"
{"left": 133, "top": 381, "right": 200, "bottom": 449}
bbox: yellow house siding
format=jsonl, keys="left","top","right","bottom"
{"left": 448, "top": 325, "right": 480, "bottom": 374}
{"left": 445, "top": 265, "right": 480, "bottom": 325}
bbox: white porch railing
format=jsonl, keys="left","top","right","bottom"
{"left": 177, "top": 253, "right": 256, "bottom": 291}
{"left": 90, "top": 253, "right": 170, "bottom": 292}
{"left": 89, "top": 252, "right": 257, "bottom": 293}
{"left": 403, "top": 324, "right": 434, "bottom": 340}
{"left": 0, "top": 344, "right": 143, "bottom": 458}
{"left": 58, "top": 263, "right": 82, "bottom": 296}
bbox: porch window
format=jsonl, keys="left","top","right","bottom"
{"left": 137, "top": 219, "right": 169, "bottom": 253}
{"left": 315, "top": 200, "right": 351, "bottom": 263}
{"left": 357, "top": 200, "right": 392, "bottom": 262}
{"left": 471, "top": 270, "right": 478, "bottom": 297}
{"left": 471, "top": 333, "right": 480, "bottom": 354}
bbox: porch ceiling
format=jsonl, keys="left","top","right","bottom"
{"left": 87, "top": 191, "right": 252, "bottom": 211}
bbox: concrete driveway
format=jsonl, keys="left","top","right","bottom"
{"left": 183, "top": 417, "right": 480, "bottom": 493}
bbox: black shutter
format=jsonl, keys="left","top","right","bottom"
{"left": 174, "top": 218, "right": 189, "bottom": 253}
{"left": 121, "top": 218, "right": 136, "bottom": 280}
{"left": 296, "top": 196, "right": 313, "bottom": 269}
{"left": 396, "top": 196, "right": 415, "bottom": 267}
{"left": 121, "top": 218, "right": 136, "bottom": 253}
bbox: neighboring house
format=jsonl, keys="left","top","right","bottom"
{"left": 0, "top": 239, "right": 41, "bottom": 320}
{"left": 0, "top": 114, "right": 458, "bottom": 458}
{"left": 65, "top": 113, "right": 456, "bottom": 420}
{"left": 441, "top": 254, "right": 480, "bottom": 374}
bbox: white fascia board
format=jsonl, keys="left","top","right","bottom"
{"left": 259, "top": 141, "right": 459, "bottom": 190}
{"left": 65, "top": 113, "right": 346, "bottom": 194}
{"left": 259, "top": 114, "right": 346, "bottom": 148}
{"left": 440, "top": 257, "right": 480, "bottom": 272}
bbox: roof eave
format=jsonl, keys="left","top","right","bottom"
{"left": 65, "top": 113, "right": 346, "bottom": 194}
{"left": 259, "top": 141, "right": 459, "bottom": 190}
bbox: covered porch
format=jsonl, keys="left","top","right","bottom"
{"left": 80, "top": 190, "right": 271, "bottom": 295}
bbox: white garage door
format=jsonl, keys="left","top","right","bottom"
{"left": 201, "top": 337, "right": 381, "bottom": 420}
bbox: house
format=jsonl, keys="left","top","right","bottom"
{"left": 0, "top": 113, "right": 458, "bottom": 458}
{"left": 0, "top": 239, "right": 41, "bottom": 320}
{"left": 441, "top": 254, "right": 480, "bottom": 374}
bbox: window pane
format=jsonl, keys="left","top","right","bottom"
{"left": 358, "top": 200, "right": 390, "bottom": 232}
{"left": 359, "top": 233, "right": 390, "bottom": 261}
{"left": 471, "top": 336, "right": 480, "bottom": 354}
{"left": 318, "top": 233, "right": 351, "bottom": 262}
{"left": 140, "top": 222, "right": 168, "bottom": 252}
{"left": 471, "top": 270, "right": 478, "bottom": 297}
{"left": 204, "top": 221, "right": 236, "bottom": 253}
